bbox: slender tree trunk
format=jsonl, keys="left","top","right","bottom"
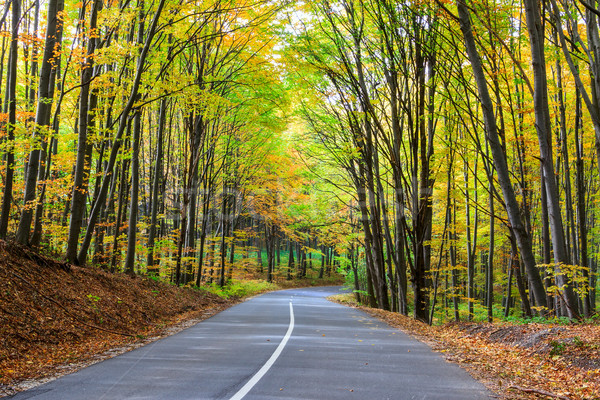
{"left": 450, "top": 197, "right": 460, "bottom": 322}
{"left": 265, "top": 224, "right": 273, "bottom": 283}
{"left": 523, "top": 0, "right": 580, "bottom": 319}
{"left": 511, "top": 235, "right": 533, "bottom": 318}
{"left": 350, "top": 243, "right": 360, "bottom": 303}
{"left": 487, "top": 182, "right": 495, "bottom": 323}
{"left": 195, "top": 191, "right": 211, "bottom": 286}
{"left": 77, "top": 0, "right": 166, "bottom": 264}
{"left": 287, "top": 240, "right": 294, "bottom": 280}
{"left": 456, "top": 2, "right": 548, "bottom": 312}
{"left": 16, "top": 0, "right": 64, "bottom": 244}
{"left": 111, "top": 159, "right": 130, "bottom": 272}
{"left": 256, "top": 228, "right": 263, "bottom": 273}
{"left": 276, "top": 236, "right": 281, "bottom": 267}
{"left": 94, "top": 157, "right": 119, "bottom": 267}
{"left": 147, "top": 98, "right": 166, "bottom": 272}
{"left": 218, "top": 183, "right": 229, "bottom": 287}
{"left": 574, "top": 90, "right": 592, "bottom": 317}
{"left": 464, "top": 159, "right": 475, "bottom": 321}
{"left": 504, "top": 249, "right": 513, "bottom": 318}
{"left": 0, "top": 0, "right": 21, "bottom": 239}
{"left": 125, "top": 111, "right": 141, "bottom": 275}
{"left": 319, "top": 244, "right": 325, "bottom": 279}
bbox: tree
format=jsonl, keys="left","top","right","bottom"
{"left": 0, "top": 0, "right": 21, "bottom": 239}
{"left": 455, "top": 0, "right": 548, "bottom": 314}
{"left": 16, "top": 0, "right": 65, "bottom": 245}
{"left": 522, "top": 0, "right": 579, "bottom": 318}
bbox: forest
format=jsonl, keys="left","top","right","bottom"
{"left": 0, "top": 0, "right": 599, "bottom": 324}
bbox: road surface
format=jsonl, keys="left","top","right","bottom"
{"left": 10, "top": 286, "right": 491, "bottom": 399}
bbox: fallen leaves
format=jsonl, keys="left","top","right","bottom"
{"left": 0, "top": 240, "right": 233, "bottom": 397}
{"left": 331, "top": 295, "right": 600, "bottom": 400}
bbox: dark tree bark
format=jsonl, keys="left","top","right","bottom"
{"left": 125, "top": 110, "right": 142, "bottom": 275}
{"left": 511, "top": 235, "right": 533, "bottom": 318}
{"left": 523, "top": 0, "right": 580, "bottom": 319}
{"left": 77, "top": 0, "right": 166, "bottom": 264}
{"left": 574, "top": 89, "right": 592, "bottom": 316}
{"left": 287, "top": 239, "right": 294, "bottom": 280}
{"left": 147, "top": 98, "right": 167, "bottom": 272}
{"left": 0, "top": 0, "right": 20, "bottom": 239}
{"left": 504, "top": 256, "right": 514, "bottom": 318}
{"left": 456, "top": 1, "right": 548, "bottom": 312}
{"left": 16, "top": 0, "right": 64, "bottom": 244}
{"left": 66, "top": 0, "right": 102, "bottom": 262}
{"left": 464, "top": 157, "right": 477, "bottom": 321}
{"left": 487, "top": 180, "right": 495, "bottom": 323}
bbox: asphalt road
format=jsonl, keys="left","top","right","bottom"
{"left": 10, "top": 286, "right": 491, "bottom": 400}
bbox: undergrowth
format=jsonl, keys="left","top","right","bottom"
{"left": 194, "top": 280, "right": 278, "bottom": 299}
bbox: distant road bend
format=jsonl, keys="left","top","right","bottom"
{"left": 10, "top": 287, "right": 491, "bottom": 400}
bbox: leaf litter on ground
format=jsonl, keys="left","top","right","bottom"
{"left": 330, "top": 293, "right": 600, "bottom": 400}
{"left": 0, "top": 240, "right": 233, "bottom": 397}
{"left": 0, "top": 240, "right": 343, "bottom": 398}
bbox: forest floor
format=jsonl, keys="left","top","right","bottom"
{"left": 332, "top": 295, "right": 600, "bottom": 400}
{"left": 0, "top": 240, "right": 341, "bottom": 398}
{"left": 0, "top": 240, "right": 237, "bottom": 397}
{"left": 2, "top": 240, "right": 598, "bottom": 400}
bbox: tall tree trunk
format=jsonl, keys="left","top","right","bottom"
{"left": 456, "top": 1, "right": 548, "bottom": 312}
{"left": 265, "top": 224, "right": 273, "bottom": 283}
{"left": 574, "top": 89, "right": 592, "bottom": 316}
{"left": 0, "top": 0, "right": 21, "bottom": 239}
{"left": 195, "top": 189, "right": 211, "bottom": 286}
{"left": 523, "top": 0, "right": 580, "bottom": 319}
{"left": 287, "top": 240, "right": 294, "bottom": 280}
{"left": 16, "top": 0, "right": 64, "bottom": 244}
{"left": 125, "top": 111, "right": 141, "bottom": 275}
{"left": 511, "top": 234, "right": 533, "bottom": 317}
{"left": 487, "top": 181, "right": 495, "bottom": 323}
{"left": 450, "top": 198, "right": 460, "bottom": 322}
{"left": 319, "top": 244, "right": 325, "bottom": 279}
{"left": 218, "top": 183, "right": 229, "bottom": 287}
{"left": 504, "top": 253, "right": 514, "bottom": 318}
{"left": 147, "top": 98, "right": 166, "bottom": 272}
{"left": 464, "top": 158, "right": 475, "bottom": 321}
{"left": 77, "top": 0, "right": 166, "bottom": 264}
{"left": 66, "top": 0, "right": 101, "bottom": 261}
{"left": 111, "top": 159, "right": 130, "bottom": 272}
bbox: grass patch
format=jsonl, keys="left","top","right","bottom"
{"left": 328, "top": 293, "right": 356, "bottom": 305}
{"left": 200, "top": 280, "right": 278, "bottom": 299}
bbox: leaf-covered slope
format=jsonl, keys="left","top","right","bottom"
{"left": 0, "top": 241, "right": 230, "bottom": 395}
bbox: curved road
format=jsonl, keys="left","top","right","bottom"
{"left": 10, "top": 287, "right": 491, "bottom": 399}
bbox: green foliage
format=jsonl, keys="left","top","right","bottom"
{"left": 86, "top": 294, "right": 101, "bottom": 302}
{"left": 549, "top": 340, "right": 566, "bottom": 356}
{"left": 504, "top": 315, "right": 572, "bottom": 325}
{"left": 200, "top": 280, "right": 277, "bottom": 299}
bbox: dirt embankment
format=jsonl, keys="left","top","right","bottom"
{"left": 0, "top": 240, "right": 233, "bottom": 397}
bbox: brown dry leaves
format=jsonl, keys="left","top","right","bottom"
{"left": 0, "top": 240, "right": 233, "bottom": 397}
{"left": 335, "top": 298, "right": 600, "bottom": 400}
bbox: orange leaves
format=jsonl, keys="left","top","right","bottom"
{"left": 344, "top": 299, "right": 600, "bottom": 400}
{"left": 0, "top": 112, "right": 35, "bottom": 124}
{"left": 0, "top": 243, "right": 233, "bottom": 392}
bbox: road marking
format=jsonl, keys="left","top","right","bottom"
{"left": 229, "top": 301, "right": 295, "bottom": 400}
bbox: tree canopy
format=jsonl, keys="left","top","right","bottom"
{"left": 0, "top": 0, "right": 599, "bottom": 323}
